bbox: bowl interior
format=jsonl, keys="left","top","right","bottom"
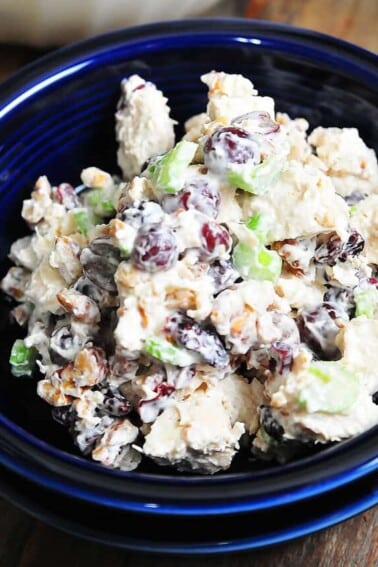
{"left": 0, "top": 19, "right": 377, "bottom": 477}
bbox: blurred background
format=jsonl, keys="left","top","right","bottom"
{"left": 0, "top": 0, "right": 376, "bottom": 83}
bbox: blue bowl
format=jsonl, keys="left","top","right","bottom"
{"left": 0, "top": 18, "right": 377, "bottom": 551}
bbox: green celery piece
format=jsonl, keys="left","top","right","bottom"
{"left": 74, "top": 209, "right": 101, "bottom": 235}
{"left": 9, "top": 339, "right": 37, "bottom": 377}
{"left": 227, "top": 155, "right": 283, "bottom": 195}
{"left": 151, "top": 140, "right": 198, "bottom": 194}
{"left": 86, "top": 189, "right": 116, "bottom": 217}
{"left": 297, "top": 361, "right": 359, "bottom": 414}
{"left": 232, "top": 241, "right": 282, "bottom": 282}
{"left": 245, "top": 212, "right": 268, "bottom": 243}
{"left": 246, "top": 213, "right": 262, "bottom": 231}
{"left": 144, "top": 338, "right": 195, "bottom": 367}
{"left": 355, "top": 287, "right": 378, "bottom": 318}
{"left": 74, "top": 210, "right": 91, "bottom": 235}
{"left": 348, "top": 204, "right": 358, "bottom": 216}
{"left": 99, "top": 200, "right": 116, "bottom": 215}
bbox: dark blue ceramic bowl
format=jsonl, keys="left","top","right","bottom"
{"left": 0, "top": 19, "right": 377, "bottom": 552}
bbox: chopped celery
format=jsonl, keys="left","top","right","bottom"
{"left": 227, "top": 155, "right": 283, "bottom": 195}
{"left": 150, "top": 140, "right": 197, "bottom": 194}
{"left": 232, "top": 241, "right": 282, "bottom": 282}
{"left": 246, "top": 213, "right": 263, "bottom": 231}
{"left": 297, "top": 361, "right": 359, "bottom": 414}
{"left": 245, "top": 212, "right": 268, "bottom": 243}
{"left": 86, "top": 189, "right": 116, "bottom": 217}
{"left": 73, "top": 209, "right": 101, "bottom": 235}
{"left": 348, "top": 204, "right": 358, "bottom": 216}
{"left": 119, "top": 245, "right": 131, "bottom": 257}
{"left": 74, "top": 210, "right": 91, "bottom": 235}
{"left": 144, "top": 337, "right": 195, "bottom": 367}
{"left": 355, "top": 287, "right": 378, "bottom": 318}
{"left": 9, "top": 339, "right": 37, "bottom": 377}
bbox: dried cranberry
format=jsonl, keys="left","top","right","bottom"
{"left": 49, "top": 324, "right": 81, "bottom": 364}
{"left": 51, "top": 405, "right": 75, "bottom": 427}
{"left": 315, "top": 230, "right": 364, "bottom": 265}
{"left": 133, "top": 223, "right": 178, "bottom": 272}
{"left": 323, "top": 286, "right": 355, "bottom": 318}
{"left": 208, "top": 259, "right": 240, "bottom": 292}
{"left": 259, "top": 405, "right": 284, "bottom": 441}
{"left": 200, "top": 221, "right": 232, "bottom": 260}
{"left": 155, "top": 383, "right": 175, "bottom": 398}
{"left": 339, "top": 230, "right": 364, "bottom": 261}
{"left": 162, "top": 177, "right": 220, "bottom": 219}
{"left": 204, "top": 126, "right": 260, "bottom": 175}
{"left": 97, "top": 387, "right": 132, "bottom": 417}
{"left": 165, "top": 312, "right": 228, "bottom": 367}
{"left": 270, "top": 341, "right": 295, "bottom": 374}
{"left": 117, "top": 200, "right": 164, "bottom": 228}
{"left": 314, "top": 233, "right": 343, "bottom": 265}
{"left": 297, "top": 303, "right": 346, "bottom": 360}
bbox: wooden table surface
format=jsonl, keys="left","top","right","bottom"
{"left": 0, "top": 1, "right": 377, "bottom": 565}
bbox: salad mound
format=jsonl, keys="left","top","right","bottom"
{"left": 1, "top": 71, "right": 378, "bottom": 474}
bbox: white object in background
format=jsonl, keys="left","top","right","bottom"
{"left": 0, "top": 0, "right": 221, "bottom": 46}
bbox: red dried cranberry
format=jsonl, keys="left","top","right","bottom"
{"left": 314, "top": 233, "right": 343, "bottom": 265}
{"left": 339, "top": 230, "right": 364, "bottom": 261}
{"left": 297, "top": 303, "right": 346, "bottom": 360}
{"left": 165, "top": 311, "right": 228, "bottom": 367}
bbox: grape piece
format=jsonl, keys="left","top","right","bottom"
{"left": 133, "top": 223, "right": 178, "bottom": 272}
{"left": 165, "top": 312, "right": 228, "bottom": 367}
{"left": 80, "top": 238, "right": 121, "bottom": 292}
{"left": 199, "top": 221, "right": 232, "bottom": 261}
{"left": 162, "top": 176, "right": 220, "bottom": 219}
{"left": 204, "top": 126, "right": 260, "bottom": 175}
{"left": 248, "top": 313, "right": 300, "bottom": 375}
{"left": 55, "top": 183, "right": 80, "bottom": 210}
{"left": 231, "top": 111, "right": 280, "bottom": 135}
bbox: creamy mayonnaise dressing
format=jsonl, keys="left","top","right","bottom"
{"left": 1, "top": 71, "right": 377, "bottom": 473}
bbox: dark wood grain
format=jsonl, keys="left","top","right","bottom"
{"left": 0, "top": 1, "right": 377, "bottom": 565}
{"left": 0, "top": 497, "right": 376, "bottom": 567}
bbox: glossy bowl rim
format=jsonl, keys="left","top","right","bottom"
{"left": 0, "top": 18, "right": 377, "bottom": 516}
